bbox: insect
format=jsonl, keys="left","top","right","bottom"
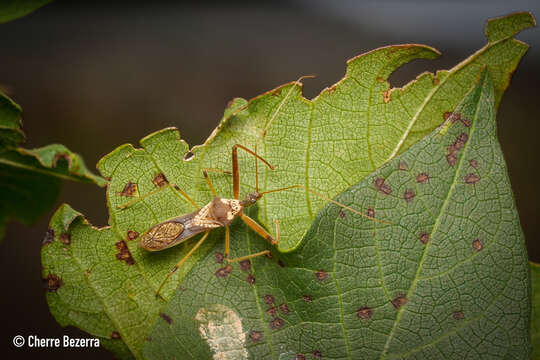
{"left": 118, "top": 76, "right": 388, "bottom": 297}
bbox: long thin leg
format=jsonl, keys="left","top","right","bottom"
{"left": 117, "top": 183, "right": 199, "bottom": 210}
{"left": 224, "top": 220, "right": 275, "bottom": 262}
{"left": 156, "top": 231, "right": 210, "bottom": 297}
{"left": 227, "top": 250, "right": 270, "bottom": 263}
{"left": 232, "top": 144, "right": 275, "bottom": 199}
{"left": 202, "top": 170, "right": 217, "bottom": 196}
{"left": 240, "top": 212, "right": 278, "bottom": 245}
{"left": 260, "top": 184, "right": 391, "bottom": 224}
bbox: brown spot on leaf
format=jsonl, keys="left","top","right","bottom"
{"left": 357, "top": 306, "right": 373, "bottom": 319}
{"left": 215, "top": 265, "right": 233, "bottom": 278}
{"left": 265, "top": 252, "right": 273, "bottom": 259}
{"left": 127, "top": 230, "right": 139, "bottom": 240}
{"left": 455, "top": 133, "right": 468, "bottom": 150}
{"left": 366, "top": 208, "right": 375, "bottom": 218}
{"left": 270, "top": 317, "right": 284, "bottom": 329}
{"left": 279, "top": 303, "right": 290, "bottom": 315}
{"left": 461, "top": 118, "right": 471, "bottom": 127}
{"left": 183, "top": 151, "right": 195, "bottom": 161}
{"left": 327, "top": 85, "right": 337, "bottom": 94}
{"left": 391, "top": 294, "right": 408, "bottom": 309}
{"left": 115, "top": 241, "right": 135, "bottom": 265}
{"left": 296, "top": 354, "right": 306, "bottom": 360}
{"left": 375, "top": 177, "right": 392, "bottom": 195}
{"left": 433, "top": 77, "right": 440, "bottom": 86}
{"left": 419, "top": 232, "right": 430, "bottom": 245}
{"left": 152, "top": 173, "right": 169, "bottom": 188}
{"left": 339, "top": 209, "right": 346, "bottom": 219}
{"left": 215, "top": 252, "right": 224, "bottom": 264}
{"left": 452, "top": 311, "right": 464, "bottom": 320}
{"left": 267, "top": 307, "right": 278, "bottom": 317}
{"left": 398, "top": 160, "right": 409, "bottom": 171}
{"left": 446, "top": 153, "right": 457, "bottom": 167}
{"left": 272, "top": 88, "right": 283, "bottom": 96}
{"left": 313, "top": 350, "right": 322, "bottom": 358}
{"left": 376, "top": 76, "right": 385, "bottom": 83}
{"left": 472, "top": 239, "right": 484, "bottom": 251}
{"left": 416, "top": 173, "right": 429, "bottom": 184}
{"left": 382, "top": 89, "right": 391, "bottom": 103}
{"left": 249, "top": 331, "right": 264, "bottom": 342}
{"left": 59, "top": 232, "right": 71, "bottom": 245}
{"left": 111, "top": 331, "right": 121, "bottom": 340}
{"left": 469, "top": 159, "right": 478, "bottom": 168}
{"left": 403, "top": 189, "right": 415, "bottom": 203}
{"left": 277, "top": 260, "right": 285, "bottom": 268}
{"left": 240, "top": 260, "right": 251, "bottom": 272}
{"left": 303, "top": 295, "right": 313, "bottom": 302}
{"left": 42, "top": 229, "right": 54, "bottom": 246}
{"left": 264, "top": 294, "right": 275, "bottom": 305}
{"left": 146, "top": 336, "right": 152, "bottom": 342}
{"left": 43, "top": 274, "right": 63, "bottom": 292}
{"left": 446, "top": 112, "right": 462, "bottom": 123}
{"left": 160, "top": 313, "right": 172, "bottom": 324}
{"left": 118, "top": 182, "right": 137, "bottom": 197}
{"left": 465, "top": 173, "right": 480, "bottom": 184}
{"left": 246, "top": 274, "right": 256, "bottom": 285}
{"left": 443, "top": 111, "right": 453, "bottom": 121}
{"left": 316, "top": 270, "right": 328, "bottom": 281}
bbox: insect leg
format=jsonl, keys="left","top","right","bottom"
{"left": 239, "top": 212, "right": 277, "bottom": 245}
{"left": 232, "top": 144, "right": 275, "bottom": 199}
{"left": 227, "top": 250, "right": 270, "bottom": 263}
{"left": 117, "top": 183, "right": 199, "bottom": 210}
{"left": 224, "top": 222, "right": 273, "bottom": 262}
{"left": 202, "top": 170, "right": 217, "bottom": 196}
{"left": 155, "top": 231, "right": 211, "bottom": 297}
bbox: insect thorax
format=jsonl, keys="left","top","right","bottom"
{"left": 203, "top": 197, "right": 242, "bottom": 226}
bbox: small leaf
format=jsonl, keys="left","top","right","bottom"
{"left": 0, "top": 0, "right": 52, "bottom": 24}
{"left": 531, "top": 262, "right": 540, "bottom": 358}
{"left": 142, "top": 70, "right": 530, "bottom": 359}
{"left": 0, "top": 91, "right": 106, "bottom": 239}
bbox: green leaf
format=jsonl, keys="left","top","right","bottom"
{"left": 143, "top": 69, "right": 530, "bottom": 359}
{"left": 0, "top": 91, "right": 106, "bottom": 238}
{"left": 42, "top": 13, "right": 534, "bottom": 359}
{"left": 0, "top": 0, "right": 52, "bottom": 24}
{"left": 531, "top": 262, "right": 540, "bottom": 359}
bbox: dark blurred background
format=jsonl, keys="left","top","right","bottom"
{"left": 1, "top": 1, "right": 538, "bottom": 358}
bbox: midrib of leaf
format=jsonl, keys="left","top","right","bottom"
{"left": 65, "top": 226, "right": 140, "bottom": 358}
{"left": 0, "top": 157, "right": 83, "bottom": 182}
{"left": 386, "top": 36, "right": 512, "bottom": 162}
{"left": 379, "top": 81, "right": 482, "bottom": 359}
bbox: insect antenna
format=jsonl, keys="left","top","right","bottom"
{"left": 259, "top": 184, "right": 391, "bottom": 224}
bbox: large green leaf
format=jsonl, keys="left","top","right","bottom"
{"left": 531, "top": 262, "right": 540, "bottom": 359}
{"left": 0, "top": 92, "right": 106, "bottom": 239}
{"left": 42, "top": 13, "right": 534, "bottom": 359}
{"left": 143, "top": 69, "right": 530, "bottom": 359}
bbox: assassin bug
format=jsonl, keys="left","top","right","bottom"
{"left": 118, "top": 76, "right": 388, "bottom": 297}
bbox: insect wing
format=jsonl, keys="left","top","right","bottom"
{"left": 140, "top": 210, "right": 203, "bottom": 251}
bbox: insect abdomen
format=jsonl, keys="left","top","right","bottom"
{"left": 140, "top": 221, "right": 185, "bottom": 251}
